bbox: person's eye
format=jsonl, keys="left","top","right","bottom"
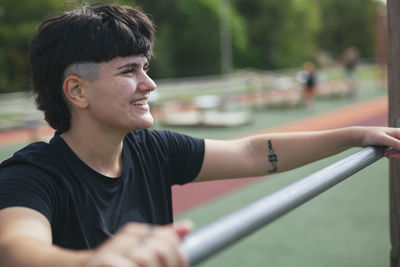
{"left": 143, "top": 66, "right": 150, "bottom": 73}
{"left": 121, "top": 68, "right": 136, "bottom": 75}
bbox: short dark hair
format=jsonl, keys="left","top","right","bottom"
{"left": 29, "top": 3, "right": 155, "bottom": 133}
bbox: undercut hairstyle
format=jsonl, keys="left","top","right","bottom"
{"left": 29, "top": 3, "right": 155, "bottom": 133}
{"left": 63, "top": 63, "right": 100, "bottom": 82}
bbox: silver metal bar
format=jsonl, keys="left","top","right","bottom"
{"left": 180, "top": 146, "right": 385, "bottom": 265}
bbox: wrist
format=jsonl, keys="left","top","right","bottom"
{"left": 347, "top": 126, "right": 364, "bottom": 147}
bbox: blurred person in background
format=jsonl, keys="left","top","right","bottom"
{"left": 1, "top": 3, "right": 400, "bottom": 267}
{"left": 342, "top": 46, "right": 359, "bottom": 97}
{"left": 297, "top": 61, "right": 318, "bottom": 107}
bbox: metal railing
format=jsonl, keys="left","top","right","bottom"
{"left": 180, "top": 146, "right": 386, "bottom": 265}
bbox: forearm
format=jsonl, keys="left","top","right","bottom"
{"left": 0, "top": 236, "right": 91, "bottom": 267}
{"left": 197, "top": 126, "right": 398, "bottom": 181}
{"left": 248, "top": 127, "right": 362, "bottom": 174}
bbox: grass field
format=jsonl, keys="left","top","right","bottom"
{"left": 0, "top": 68, "right": 390, "bottom": 267}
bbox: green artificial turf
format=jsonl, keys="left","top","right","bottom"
{"left": 176, "top": 149, "right": 390, "bottom": 267}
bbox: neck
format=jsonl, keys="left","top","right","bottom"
{"left": 61, "top": 125, "right": 126, "bottom": 178}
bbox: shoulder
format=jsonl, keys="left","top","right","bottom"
{"left": 126, "top": 129, "right": 182, "bottom": 140}
{"left": 125, "top": 129, "right": 204, "bottom": 150}
{"left": 0, "top": 140, "right": 64, "bottom": 223}
{"left": 0, "top": 134, "right": 67, "bottom": 179}
{"left": 1, "top": 141, "right": 52, "bottom": 168}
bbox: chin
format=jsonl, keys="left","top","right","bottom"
{"left": 131, "top": 116, "right": 154, "bottom": 131}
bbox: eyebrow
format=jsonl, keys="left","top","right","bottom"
{"left": 117, "top": 62, "right": 149, "bottom": 70}
{"left": 117, "top": 63, "right": 139, "bottom": 70}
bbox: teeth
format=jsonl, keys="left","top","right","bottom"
{"left": 132, "top": 99, "right": 147, "bottom": 105}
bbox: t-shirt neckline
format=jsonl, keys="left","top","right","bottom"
{"left": 50, "top": 133, "right": 129, "bottom": 184}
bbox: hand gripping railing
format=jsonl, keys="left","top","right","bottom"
{"left": 180, "top": 146, "right": 386, "bottom": 265}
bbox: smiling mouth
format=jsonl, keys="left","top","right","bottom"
{"left": 131, "top": 99, "right": 148, "bottom": 105}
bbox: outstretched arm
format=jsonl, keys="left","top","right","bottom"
{"left": 0, "top": 207, "right": 192, "bottom": 267}
{"left": 195, "top": 126, "right": 400, "bottom": 182}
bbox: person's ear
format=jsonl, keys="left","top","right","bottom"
{"left": 62, "top": 75, "right": 89, "bottom": 109}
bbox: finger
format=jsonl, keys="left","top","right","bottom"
{"left": 118, "top": 223, "right": 152, "bottom": 235}
{"left": 87, "top": 252, "right": 138, "bottom": 267}
{"left": 114, "top": 223, "right": 188, "bottom": 267}
{"left": 119, "top": 223, "right": 157, "bottom": 240}
{"left": 125, "top": 246, "right": 159, "bottom": 267}
{"left": 173, "top": 220, "right": 194, "bottom": 239}
{"left": 127, "top": 239, "right": 181, "bottom": 267}
{"left": 162, "top": 221, "right": 194, "bottom": 239}
{"left": 385, "top": 149, "right": 400, "bottom": 159}
{"left": 148, "top": 227, "right": 188, "bottom": 267}
{"left": 102, "top": 254, "right": 138, "bottom": 267}
{"left": 387, "top": 128, "right": 400, "bottom": 140}
{"left": 371, "top": 133, "right": 400, "bottom": 151}
{"left": 121, "top": 225, "right": 178, "bottom": 267}
{"left": 147, "top": 237, "right": 179, "bottom": 267}
{"left": 138, "top": 225, "right": 156, "bottom": 244}
{"left": 383, "top": 128, "right": 400, "bottom": 148}
{"left": 103, "top": 232, "right": 144, "bottom": 253}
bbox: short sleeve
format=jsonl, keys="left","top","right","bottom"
{"left": 149, "top": 131, "right": 205, "bottom": 185}
{"left": 166, "top": 131, "right": 205, "bottom": 185}
{"left": 0, "top": 164, "right": 56, "bottom": 224}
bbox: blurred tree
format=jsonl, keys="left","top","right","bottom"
{"left": 137, "top": 0, "right": 248, "bottom": 78}
{"left": 0, "top": 0, "right": 385, "bottom": 93}
{"left": 0, "top": 0, "right": 65, "bottom": 93}
{"left": 314, "top": 0, "right": 383, "bottom": 59}
{"left": 232, "top": 0, "right": 320, "bottom": 70}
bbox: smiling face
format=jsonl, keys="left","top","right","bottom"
{"left": 80, "top": 55, "right": 157, "bottom": 133}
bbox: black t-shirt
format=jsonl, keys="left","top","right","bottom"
{"left": 0, "top": 129, "right": 204, "bottom": 249}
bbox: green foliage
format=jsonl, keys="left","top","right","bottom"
{"left": 314, "top": 0, "right": 382, "bottom": 58}
{"left": 0, "top": 0, "right": 385, "bottom": 92}
{"left": 137, "top": 0, "right": 247, "bottom": 78}
{"left": 0, "top": 0, "right": 65, "bottom": 93}
{"left": 233, "top": 0, "right": 320, "bottom": 69}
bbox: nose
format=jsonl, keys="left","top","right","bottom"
{"left": 137, "top": 71, "right": 157, "bottom": 92}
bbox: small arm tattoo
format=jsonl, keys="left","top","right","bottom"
{"left": 267, "top": 139, "right": 278, "bottom": 173}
